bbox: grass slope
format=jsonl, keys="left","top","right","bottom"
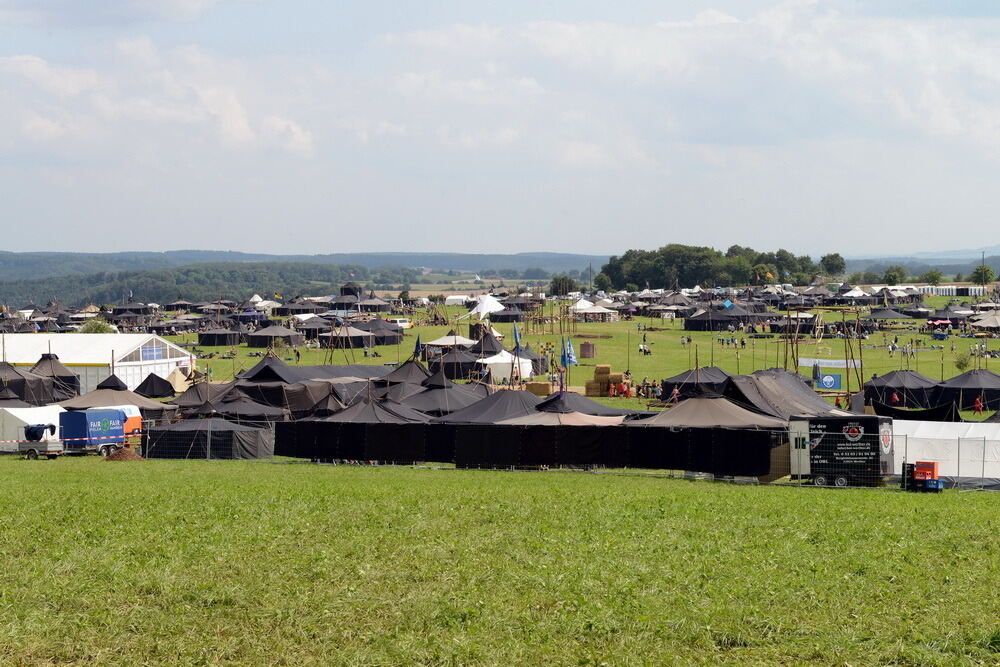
{"left": 1, "top": 458, "right": 997, "bottom": 664}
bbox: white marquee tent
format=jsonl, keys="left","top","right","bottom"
{"left": 0, "top": 333, "right": 194, "bottom": 393}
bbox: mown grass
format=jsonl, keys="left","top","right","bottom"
{"left": 1, "top": 457, "right": 998, "bottom": 664}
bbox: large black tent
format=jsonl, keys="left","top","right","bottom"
{"left": 317, "top": 327, "right": 376, "bottom": 349}
{"left": 402, "top": 370, "right": 481, "bottom": 416}
{"left": 381, "top": 359, "right": 431, "bottom": 384}
{"left": 134, "top": 373, "right": 176, "bottom": 399}
{"left": 198, "top": 328, "right": 241, "bottom": 346}
{"left": 429, "top": 347, "right": 480, "bottom": 380}
{"left": 277, "top": 399, "right": 429, "bottom": 463}
{"left": 937, "top": 369, "right": 1000, "bottom": 410}
{"left": 28, "top": 353, "right": 79, "bottom": 400}
{"left": 0, "top": 361, "right": 60, "bottom": 406}
{"left": 145, "top": 418, "right": 274, "bottom": 459}
{"left": 864, "top": 370, "right": 941, "bottom": 409}
{"left": 354, "top": 319, "right": 404, "bottom": 346}
{"left": 183, "top": 397, "right": 290, "bottom": 425}
{"left": 626, "top": 396, "right": 785, "bottom": 475}
{"left": 661, "top": 367, "right": 732, "bottom": 402}
{"left": 433, "top": 389, "right": 542, "bottom": 424}
{"left": 245, "top": 325, "right": 305, "bottom": 348}
{"left": 172, "top": 381, "right": 235, "bottom": 408}
{"left": 724, "top": 368, "right": 845, "bottom": 420}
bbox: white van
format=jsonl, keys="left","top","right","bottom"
{"left": 386, "top": 317, "right": 413, "bottom": 329}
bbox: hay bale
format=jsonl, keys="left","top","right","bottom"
{"left": 526, "top": 382, "right": 553, "bottom": 397}
{"left": 608, "top": 372, "right": 624, "bottom": 384}
{"left": 594, "top": 364, "right": 612, "bottom": 376}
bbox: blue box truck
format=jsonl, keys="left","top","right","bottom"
{"left": 59, "top": 409, "right": 126, "bottom": 457}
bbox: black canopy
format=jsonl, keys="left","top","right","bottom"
{"left": 937, "top": 369, "right": 1000, "bottom": 410}
{"left": 662, "top": 366, "right": 732, "bottom": 401}
{"left": 28, "top": 353, "right": 79, "bottom": 400}
{"left": 433, "top": 389, "right": 543, "bottom": 424}
{"left": 134, "top": 373, "right": 176, "bottom": 399}
{"left": 96, "top": 374, "right": 128, "bottom": 391}
{"left": 864, "top": 370, "right": 941, "bottom": 409}
{"left": 145, "top": 418, "right": 274, "bottom": 459}
{"left": 0, "top": 361, "right": 59, "bottom": 405}
{"left": 537, "top": 391, "right": 642, "bottom": 416}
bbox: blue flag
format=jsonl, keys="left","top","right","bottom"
{"left": 566, "top": 338, "right": 578, "bottom": 365}
{"left": 560, "top": 337, "right": 569, "bottom": 368}
{"left": 512, "top": 323, "right": 522, "bottom": 349}
{"left": 722, "top": 299, "right": 734, "bottom": 309}
{"left": 413, "top": 333, "right": 423, "bottom": 358}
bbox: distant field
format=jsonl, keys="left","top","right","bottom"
{"left": 1, "top": 458, "right": 997, "bottom": 664}
{"left": 167, "top": 296, "right": 1000, "bottom": 409}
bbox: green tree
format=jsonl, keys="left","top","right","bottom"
{"left": 593, "top": 272, "right": 613, "bottom": 292}
{"left": 970, "top": 264, "right": 996, "bottom": 286}
{"left": 77, "top": 317, "right": 116, "bottom": 333}
{"left": 819, "top": 253, "right": 846, "bottom": 277}
{"left": 954, "top": 273, "right": 964, "bottom": 282}
{"left": 882, "top": 265, "right": 908, "bottom": 285}
{"left": 548, "top": 274, "right": 578, "bottom": 296}
{"left": 954, "top": 349, "right": 972, "bottom": 373}
{"left": 919, "top": 269, "right": 943, "bottom": 286}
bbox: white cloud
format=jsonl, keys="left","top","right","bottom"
{"left": 0, "top": 0, "right": 220, "bottom": 25}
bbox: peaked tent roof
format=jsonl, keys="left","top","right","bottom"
{"left": 628, "top": 396, "right": 787, "bottom": 428}
{"left": 172, "top": 382, "right": 235, "bottom": 407}
{"left": 0, "top": 387, "right": 31, "bottom": 408}
{"left": 537, "top": 391, "right": 641, "bottom": 416}
{"left": 134, "top": 373, "right": 176, "bottom": 398}
{"left": 59, "top": 386, "right": 179, "bottom": 419}
{"left": 864, "top": 308, "right": 912, "bottom": 320}
{"left": 941, "top": 369, "right": 1000, "bottom": 389}
{"left": 724, "top": 369, "right": 851, "bottom": 419}
{"left": 96, "top": 374, "right": 128, "bottom": 391}
{"left": 865, "top": 370, "right": 941, "bottom": 390}
{"left": 320, "top": 399, "right": 430, "bottom": 423}
{"left": 381, "top": 359, "right": 431, "bottom": 384}
{"left": 433, "top": 388, "right": 543, "bottom": 423}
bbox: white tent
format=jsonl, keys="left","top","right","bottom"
{"left": 568, "top": 298, "right": 594, "bottom": 311}
{"left": 477, "top": 350, "right": 534, "bottom": 383}
{"left": 892, "top": 420, "right": 1000, "bottom": 479}
{"left": 425, "top": 334, "right": 476, "bottom": 347}
{"left": 444, "top": 295, "right": 469, "bottom": 306}
{"left": 0, "top": 333, "right": 194, "bottom": 393}
{"left": 0, "top": 405, "right": 65, "bottom": 453}
{"left": 464, "top": 294, "right": 506, "bottom": 320}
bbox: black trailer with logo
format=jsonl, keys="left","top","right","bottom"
{"left": 789, "top": 415, "right": 894, "bottom": 487}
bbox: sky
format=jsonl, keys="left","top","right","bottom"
{"left": 2, "top": 0, "right": 1000, "bottom": 256}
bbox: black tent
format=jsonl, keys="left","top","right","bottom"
{"left": 198, "top": 328, "right": 241, "bottom": 346}
{"left": 293, "top": 399, "right": 429, "bottom": 463}
{"left": 467, "top": 332, "right": 505, "bottom": 356}
{"left": 134, "top": 373, "right": 176, "bottom": 399}
{"left": 402, "top": 370, "right": 481, "bottom": 416}
{"left": 145, "top": 418, "right": 274, "bottom": 459}
{"left": 96, "top": 374, "right": 128, "bottom": 391}
{"left": 433, "top": 389, "right": 542, "bottom": 424}
{"left": 661, "top": 367, "right": 732, "bottom": 402}
{"left": 625, "top": 396, "right": 784, "bottom": 476}
{"left": 537, "top": 391, "right": 644, "bottom": 416}
{"left": 245, "top": 325, "right": 305, "bottom": 348}
{"left": 0, "top": 361, "right": 59, "bottom": 406}
{"left": 724, "top": 368, "right": 844, "bottom": 420}
{"left": 183, "top": 397, "right": 290, "bottom": 425}
{"left": 381, "top": 359, "right": 431, "bottom": 384}
{"left": 864, "top": 370, "right": 941, "bottom": 409}
{"left": 937, "top": 369, "right": 1000, "bottom": 410}
{"left": 872, "top": 401, "right": 960, "bottom": 422}
{"left": 0, "top": 387, "right": 31, "bottom": 408}
{"left": 429, "top": 347, "right": 480, "bottom": 380}
{"left": 354, "top": 319, "right": 404, "bottom": 345}
{"left": 172, "top": 381, "right": 235, "bottom": 408}
{"left": 28, "top": 353, "right": 79, "bottom": 400}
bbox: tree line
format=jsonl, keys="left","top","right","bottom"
{"left": 594, "top": 245, "right": 847, "bottom": 291}
{"left": 0, "top": 262, "right": 414, "bottom": 307}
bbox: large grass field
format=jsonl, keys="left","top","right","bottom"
{"left": 1, "top": 457, "right": 998, "bottom": 664}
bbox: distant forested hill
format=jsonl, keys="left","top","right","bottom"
{"left": 0, "top": 250, "right": 608, "bottom": 282}
{"left": 0, "top": 263, "right": 379, "bottom": 307}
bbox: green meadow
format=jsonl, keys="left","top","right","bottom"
{"left": 1, "top": 458, "right": 997, "bottom": 665}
